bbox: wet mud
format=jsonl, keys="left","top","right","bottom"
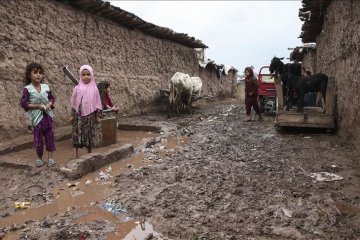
{"left": 1, "top": 101, "right": 360, "bottom": 239}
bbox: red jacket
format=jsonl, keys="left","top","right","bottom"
{"left": 103, "top": 93, "right": 114, "bottom": 109}
{"left": 244, "top": 67, "right": 259, "bottom": 96}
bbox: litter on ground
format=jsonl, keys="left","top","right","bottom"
{"left": 310, "top": 172, "right": 344, "bottom": 182}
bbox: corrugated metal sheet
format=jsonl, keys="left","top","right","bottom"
{"left": 57, "top": 0, "right": 208, "bottom": 48}
{"left": 298, "top": 0, "right": 332, "bottom": 43}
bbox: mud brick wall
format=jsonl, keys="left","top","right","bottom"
{"left": 199, "top": 65, "right": 237, "bottom": 99}
{"left": 302, "top": 50, "right": 317, "bottom": 74}
{"left": 314, "top": 0, "right": 360, "bottom": 147}
{"left": 0, "top": 0, "right": 199, "bottom": 139}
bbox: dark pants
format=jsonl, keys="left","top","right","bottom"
{"left": 245, "top": 95, "right": 260, "bottom": 115}
{"left": 33, "top": 115, "right": 56, "bottom": 158}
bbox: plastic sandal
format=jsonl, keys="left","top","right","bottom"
{"left": 35, "top": 159, "right": 44, "bottom": 167}
{"left": 47, "top": 159, "right": 56, "bottom": 167}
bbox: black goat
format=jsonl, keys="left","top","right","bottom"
{"left": 285, "top": 73, "right": 328, "bottom": 112}
{"left": 269, "top": 57, "right": 302, "bottom": 111}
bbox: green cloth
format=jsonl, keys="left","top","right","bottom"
{"left": 25, "top": 83, "right": 54, "bottom": 126}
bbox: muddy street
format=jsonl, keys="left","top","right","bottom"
{"left": 1, "top": 102, "right": 360, "bottom": 239}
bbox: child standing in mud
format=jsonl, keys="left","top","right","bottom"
{"left": 70, "top": 65, "right": 102, "bottom": 158}
{"left": 244, "top": 66, "right": 262, "bottom": 121}
{"left": 20, "top": 63, "right": 56, "bottom": 167}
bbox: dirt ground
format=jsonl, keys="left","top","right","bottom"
{"left": 1, "top": 100, "right": 360, "bottom": 240}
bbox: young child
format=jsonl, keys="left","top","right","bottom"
{"left": 102, "top": 81, "right": 118, "bottom": 111}
{"left": 20, "top": 63, "right": 56, "bottom": 167}
{"left": 70, "top": 65, "right": 102, "bottom": 158}
{"left": 244, "top": 66, "right": 262, "bottom": 121}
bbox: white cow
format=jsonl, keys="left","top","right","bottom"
{"left": 168, "top": 72, "right": 202, "bottom": 117}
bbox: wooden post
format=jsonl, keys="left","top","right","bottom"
{"left": 274, "top": 75, "right": 284, "bottom": 111}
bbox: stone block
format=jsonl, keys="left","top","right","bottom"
{"left": 93, "top": 117, "right": 117, "bottom": 148}
{"left": 60, "top": 144, "right": 134, "bottom": 180}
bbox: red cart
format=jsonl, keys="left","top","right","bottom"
{"left": 257, "top": 66, "right": 277, "bottom": 114}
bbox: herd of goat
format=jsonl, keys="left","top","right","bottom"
{"left": 269, "top": 57, "right": 328, "bottom": 112}
{"left": 166, "top": 57, "right": 329, "bottom": 117}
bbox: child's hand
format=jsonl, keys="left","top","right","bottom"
{"left": 43, "top": 103, "right": 51, "bottom": 111}
{"left": 39, "top": 104, "right": 46, "bottom": 111}
{"left": 96, "top": 117, "right": 101, "bottom": 123}
{"left": 69, "top": 116, "right": 74, "bottom": 124}
{"left": 46, "top": 102, "right": 52, "bottom": 110}
{"left": 248, "top": 92, "right": 253, "bottom": 96}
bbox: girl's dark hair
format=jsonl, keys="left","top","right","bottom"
{"left": 24, "top": 62, "right": 44, "bottom": 85}
{"left": 104, "top": 81, "right": 110, "bottom": 89}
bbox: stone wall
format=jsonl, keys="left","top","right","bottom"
{"left": 315, "top": 0, "right": 360, "bottom": 146}
{"left": 0, "top": 0, "right": 200, "bottom": 139}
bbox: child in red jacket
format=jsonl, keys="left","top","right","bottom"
{"left": 103, "top": 81, "right": 118, "bottom": 111}
{"left": 244, "top": 67, "right": 262, "bottom": 121}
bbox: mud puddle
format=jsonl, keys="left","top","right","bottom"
{"left": 1, "top": 153, "right": 156, "bottom": 237}
{"left": 1, "top": 130, "right": 188, "bottom": 239}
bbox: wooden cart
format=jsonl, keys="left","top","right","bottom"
{"left": 274, "top": 76, "right": 336, "bottom": 131}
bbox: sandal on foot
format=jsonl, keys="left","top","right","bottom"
{"left": 35, "top": 159, "right": 44, "bottom": 167}
{"left": 47, "top": 159, "right": 56, "bottom": 167}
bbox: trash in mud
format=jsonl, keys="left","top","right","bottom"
{"left": 282, "top": 208, "right": 293, "bottom": 218}
{"left": 105, "top": 166, "right": 112, "bottom": 173}
{"left": 100, "top": 200, "right": 127, "bottom": 214}
{"left": 181, "top": 128, "right": 193, "bottom": 136}
{"left": 310, "top": 172, "right": 344, "bottom": 182}
{"left": 15, "top": 201, "right": 31, "bottom": 210}
{"left": 43, "top": 193, "right": 53, "bottom": 202}
{"left": 85, "top": 179, "right": 92, "bottom": 185}
{"left": 98, "top": 170, "right": 112, "bottom": 181}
